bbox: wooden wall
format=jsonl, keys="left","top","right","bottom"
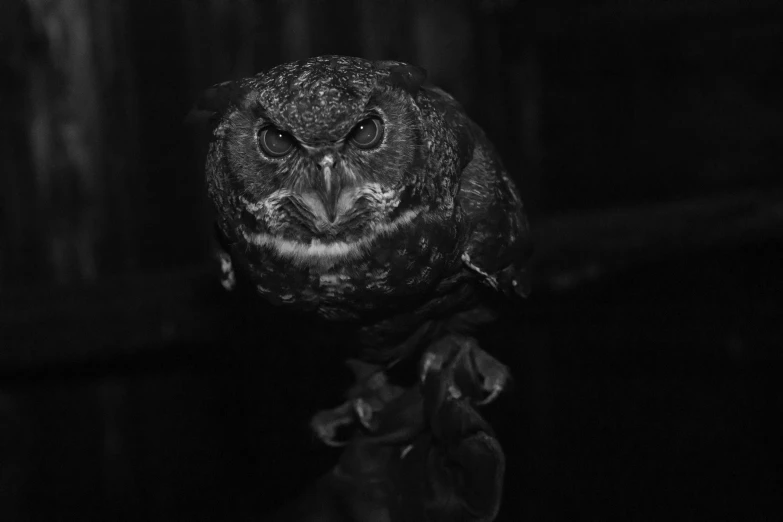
{"left": 2, "top": 0, "right": 781, "bottom": 289}
{"left": 1, "top": 1, "right": 781, "bottom": 520}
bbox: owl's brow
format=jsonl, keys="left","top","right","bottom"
{"left": 247, "top": 100, "right": 273, "bottom": 121}
{"left": 246, "top": 104, "right": 311, "bottom": 146}
{"left": 360, "top": 98, "right": 384, "bottom": 118}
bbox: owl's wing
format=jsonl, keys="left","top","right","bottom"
{"left": 458, "top": 127, "right": 531, "bottom": 298}
{"left": 420, "top": 87, "right": 531, "bottom": 298}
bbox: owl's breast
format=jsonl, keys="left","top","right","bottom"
{"left": 232, "top": 206, "right": 468, "bottom": 320}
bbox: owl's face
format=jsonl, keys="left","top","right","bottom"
{"left": 207, "top": 56, "right": 454, "bottom": 270}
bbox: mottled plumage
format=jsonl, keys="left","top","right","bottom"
{"left": 192, "top": 55, "right": 531, "bottom": 521}
{"left": 196, "top": 55, "right": 529, "bottom": 357}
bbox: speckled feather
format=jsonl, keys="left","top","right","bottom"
{"left": 196, "top": 55, "right": 530, "bottom": 361}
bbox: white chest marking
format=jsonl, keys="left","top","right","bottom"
{"left": 242, "top": 208, "right": 421, "bottom": 267}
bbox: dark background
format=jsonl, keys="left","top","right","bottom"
{"left": 1, "top": 0, "right": 782, "bottom": 520}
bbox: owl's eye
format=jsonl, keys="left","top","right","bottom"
{"left": 350, "top": 118, "right": 384, "bottom": 149}
{"left": 258, "top": 127, "right": 295, "bottom": 157}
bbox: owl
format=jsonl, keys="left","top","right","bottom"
{"left": 191, "top": 55, "right": 530, "bottom": 520}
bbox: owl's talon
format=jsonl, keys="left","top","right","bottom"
{"left": 311, "top": 403, "right": 354, "bottom": 447}
{"left": 475, "top": 383, "right": 503, "bottom": 406}
{"left": 471, "top": 348, "right": 510, "bottom": 405}
{"left": 354, "top": 398, "right": 374, "bottom": 429}
{"left": 419, "top": 335, "right": 510, "bottom": 406}
{"left": 321, "top": 435, "right": 348, "bottom": 448}
{"left": 420, "top": 352, "right": 445, "bottom": 383}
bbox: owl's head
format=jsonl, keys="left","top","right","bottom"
{"left": 197, "top": 56, "right": 472, "bottom": 270}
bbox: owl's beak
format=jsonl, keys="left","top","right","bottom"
{"left": 317, "top": 155, "right": 339, "bottom": 222}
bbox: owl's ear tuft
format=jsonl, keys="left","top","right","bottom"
{"left": 185, "top": 80, "right": 246, "bottom": 125}
{"left": 383, "top": 64, "right": 428, "bottom": 96}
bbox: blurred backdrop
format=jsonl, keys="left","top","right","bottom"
{"left": 1, "top": 0, "right": 782, "bottom": 520}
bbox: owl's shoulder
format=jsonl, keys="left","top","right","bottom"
{"left": 457, "top": 125, "right": 531, "bottom": 298}
{"left": 412, "top": 85, "right": 530, "bottom": 297}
